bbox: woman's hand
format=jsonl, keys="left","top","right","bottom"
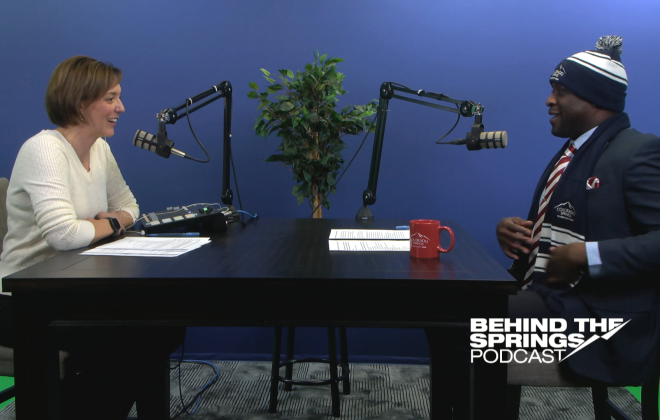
{"left": 86, "top": 217, "right": 120, "bottom": 243}
{"left": 95, "top": 211, "right": 131, "bottom": 230}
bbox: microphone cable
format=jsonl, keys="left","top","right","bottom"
{"left": 230, "top": 149, "right": 245, "bottom": 218}
{"left": 171, "top": 341, "right": 220, "bottom": 418}
{"left": 180, "top": 101, "right": 211, "bottom": 163}
{"left": 434, "top": 103, "right": 461, "bottom": 144}
{"left": 386, "top": 82, "right": 463, "bottom": 144}
{"left": 308, "top": 113, "right": 378, "bottom": 218}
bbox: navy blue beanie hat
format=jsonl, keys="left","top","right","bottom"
{"left": 549, "top": 35, "right": 628, "bottom": 112}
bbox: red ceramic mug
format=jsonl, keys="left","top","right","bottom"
{"left": 409, "top": 219, "right": 455, "bottom": 258}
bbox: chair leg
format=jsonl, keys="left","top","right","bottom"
{"left": 338, "top": 326, "right": 350, "bottom": 395}
{"left": 327, "top": 327, "right": 341, "bottom": 417}
{"left": 285, "top": 327, "right": 295, "bottom": 392}
{"left": 506, "top": 385, "right": 521, "bottom": 420}
{"left": 592, "top": 386, "right": 609, "bottom": 420}
{"left": 641, "top": 378, "right": 660, "bottom": 420}
{"left": 0, "top": 385, "right": 14, "bottom": 404}
{"left": 269, "top": 327, "right": 283, "bottom": 414}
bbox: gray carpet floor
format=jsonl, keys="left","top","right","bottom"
{"left": 0, "top": 361, "right": 643, "bottom": 419}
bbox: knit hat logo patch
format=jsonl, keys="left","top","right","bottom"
{"left": 550, "top": 65, "right": 567, "bottom": 82}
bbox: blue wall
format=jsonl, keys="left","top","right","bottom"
{"left": 2, "top": 0, "right": 659, "bottom": 363}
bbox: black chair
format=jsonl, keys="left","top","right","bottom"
{"left": 0, "top": 177, "right": 15, "bottom": 404}
{"left": 269, "top": 326, "right": 350, "bottom": 417}
{"left": 507, "top": 357, "right": 660, "bottom": 420}
{"left": 0, "top": 347, "right": 15, "bottom": 404}
{"left": 0, "top": 178, "right": 71, "bottom": 406}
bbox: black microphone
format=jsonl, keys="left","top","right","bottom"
{"left": 465, "top": 130, "right": 507, "bottom": 150}
{"left": 446, "top": 130, "right": 507, "bottom": 150}
{"left": 132, "top": 129, "right": 187, "bottom": 159}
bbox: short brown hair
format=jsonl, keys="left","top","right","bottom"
{"left": 44, "top": 56, "right": 122, "bottom": 127}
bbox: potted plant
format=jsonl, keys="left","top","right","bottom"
{"left": 248, "top": 52, "right": 377, "bottom": 218}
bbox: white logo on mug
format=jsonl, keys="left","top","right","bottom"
{"left": 410, "top": 232, "right": 430, "bottom": 249}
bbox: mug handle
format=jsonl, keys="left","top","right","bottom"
{"left": 437, "top": 226, "right": 455, "bottom": 253}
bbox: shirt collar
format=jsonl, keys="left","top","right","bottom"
{"left": 572, "top": 126, "right": 597, "bottom": 150}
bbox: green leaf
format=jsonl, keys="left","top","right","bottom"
{"left": 325, "top": 57, "right": 343, "bottom": 65}
{"left": 296, "top": 193, "right": 305, "bottom": 206}
{"left": 260, "top": 68, "right": 271, "bottom": 76}
{"left": 303, "top": 171, "right": 312, "bottom": 183}
{"left": 248, "top": 82, "right": 258, "bottom": 90}
{"left": 265, "top": 154, "right": 287, "bottom": 163}
{"left": 264, "top": 76, "right": 275, "bottom": 83}
{"left": 292, "top": 185, "right": 300, "bottom": 196}
{"left": 319, "top": 53, "right": 327, "bottom": 62}
{"left": 327, "top": 173, "right": 335, "bottom": 187}
{"left": 287, "top": 69, "right": 294, "bottom": 78}
{"left": 279, "top": 101, "right": 295, "bottom": 112}
{"left": 246, "top": 91, "right": 259, "bottom": 99}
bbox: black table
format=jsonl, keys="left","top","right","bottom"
{"left": 4, "top": 218, "right": 517, "bottom": 419}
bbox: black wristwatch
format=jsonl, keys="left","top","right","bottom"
{"left": 105, "top": 217, "right": 121, "bottom": 235}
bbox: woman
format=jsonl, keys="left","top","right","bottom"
{"left": 0, "top": 56, "right": 184, "bottom": 419}
{"left": 0, "top": 55, "right": 135, "bottom": 282}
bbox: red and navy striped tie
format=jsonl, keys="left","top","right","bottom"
{"left": 523, "top": 141, "right": 576, "bottom": 286}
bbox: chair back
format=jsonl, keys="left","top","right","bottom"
{"left": 0, "top": 346, "right": 13, "bottom": 377}
{"left": 0, "top": 178, "right": 12, "bottom": 378}
{"left": 0, "top": 177, "right": 8, "bottom": 258}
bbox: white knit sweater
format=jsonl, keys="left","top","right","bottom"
{"left": 0, "top": 130, "right": 139, "bottom": 292}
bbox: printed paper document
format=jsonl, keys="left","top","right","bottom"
{"left": 328, "top": 229, "right": 409, "bottom": 252}
{"left": 81, "top": 237, "right": 211, "bottom": 257}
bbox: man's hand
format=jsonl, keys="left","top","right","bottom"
{"left": 546, "top": 243, "right": 587, "bottom": 287}
{"left": 496, "top": 217, "right": 533, "bottom": 259}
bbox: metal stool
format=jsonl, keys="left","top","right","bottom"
{"left": 269, "top": 326, "right": 350, "bottom": 417}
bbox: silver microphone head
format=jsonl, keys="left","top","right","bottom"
{"left": 478, "top": 131, "right": 507, "bottom": 149}
{"left": 132, "top": 130, "right": 158, "bottom": 152}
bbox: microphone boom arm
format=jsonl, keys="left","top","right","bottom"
{"left": 357, "top": 82, "right": 485, "bottom": 221}
{"left": 156, "top": 81, "right": 234, "bottom": 208}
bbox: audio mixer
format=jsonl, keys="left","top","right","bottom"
{"left": 141, "top": 203, "right": 229, "bottom": 233}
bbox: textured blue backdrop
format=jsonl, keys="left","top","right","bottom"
{"left": 1, "top": 0, "right": 659, "bottom": 363}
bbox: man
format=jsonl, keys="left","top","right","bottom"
{"left": 497, "top": 35, "right": 660, "bottom": 384}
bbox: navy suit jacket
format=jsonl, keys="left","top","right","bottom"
{"left": 512, "top": 128, "right": 660, "bottom": 384}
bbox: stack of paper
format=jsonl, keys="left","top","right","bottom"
{"left": 328, "top": 229, "right": 410, "bottom": 252}
{"left": 80, "top": 237, "right": 211, "bottom": 257}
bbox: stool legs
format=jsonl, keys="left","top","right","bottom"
{"left": 327, "top": 327, "right": 341, "bottom": 417}
{"left": 338, "top": 327, "right": 350, "bottom": 395}
{"left": 270, "top": 327, "right": 348, "bottom": 417}
{"left": 268, "top": 326, "right": 282, "bottom": 414}
{"left": 285, "top": 327, "right": 295, "bottom": 392}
